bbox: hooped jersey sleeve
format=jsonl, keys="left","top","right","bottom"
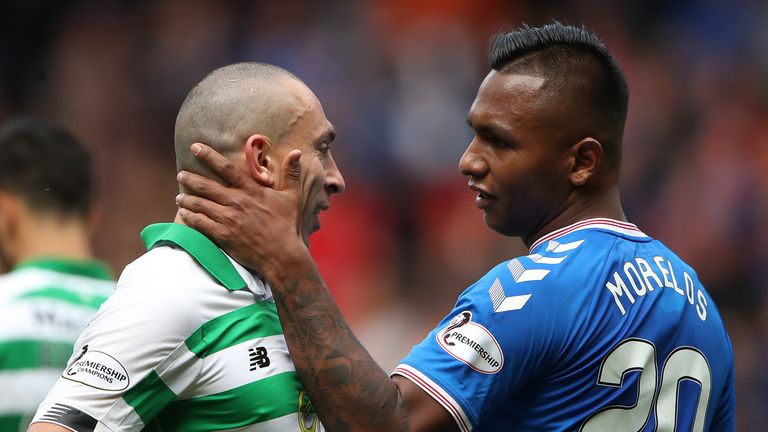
{"left": 394, "top": 258, "right": 569, "bottom": 431}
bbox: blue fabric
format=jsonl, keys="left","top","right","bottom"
{"left": 400, "top": 224, "right": 735, "bottom": 431}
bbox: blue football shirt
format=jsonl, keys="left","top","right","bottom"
{"left": 394, "top": 219, "right": 734, "bottom": 431}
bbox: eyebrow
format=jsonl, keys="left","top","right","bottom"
{"left": 317, "top": 128, "right": 336, "bottom": 145}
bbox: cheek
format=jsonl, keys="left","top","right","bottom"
{"left": 300, "top": 160, "right": 327, "bottom": 201}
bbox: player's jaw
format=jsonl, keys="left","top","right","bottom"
{"left": 301, "top": 187, "right": 331, "bottom": 241}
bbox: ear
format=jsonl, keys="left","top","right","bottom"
{"left": 569, "top": 137, "right": 603, "bottom": 186}
{"left": 0, "top": 191, "right": 20, "bottom": 267}
{"left": 244, "top": 134, "right": 275, "bottom": 187}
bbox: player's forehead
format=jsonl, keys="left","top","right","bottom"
{"left": 285, "top": 83, "right": 335, "bottom": 145}
{"left": 468, "top": 70, "right": 547, "bottom": 130}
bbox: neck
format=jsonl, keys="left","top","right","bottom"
{"left": 523, "top": 186, "right": 626, "bottom": 248}
{"left": 9, "top": 214, "right": 93, "bottom": 268}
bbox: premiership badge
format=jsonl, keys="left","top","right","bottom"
{"left": 436, "top": 311, "right": 503, "bottom": 374}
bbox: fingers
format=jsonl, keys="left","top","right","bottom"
{"left": 177, "top": 208, "right": 226, "bottom": 241}
{"left": 176, "top": 191, "right": 231, "bottom": 223}
{"left": 177, "top": 170, "right": 233, "bottom": 205}
{"left": 191, "top": 143, "right": 244, "bottom": 186}
{"left": 276, "top": 149, "right": 302, "bottom": 192}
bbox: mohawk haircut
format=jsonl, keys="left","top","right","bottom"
{"left": 0, "top": 118, "right": 93, "bottom": 217}
{"left": 490, "top": 22, "right": 616, "bottom": 71}
{"left": 489, "top": 22, "right": 629, "bottom": 166}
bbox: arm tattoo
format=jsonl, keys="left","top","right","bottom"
{"left": 271, "top": 263, "right": 411, "bottom": 431}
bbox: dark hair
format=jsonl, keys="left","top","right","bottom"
{"left": 0, "top": 118, "right": 93, "bottom": 216}
{"left": 489, "top": 22, "right": 629, "bottom": 164}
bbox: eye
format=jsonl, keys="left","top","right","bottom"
{"left": 482, "top": 133, "right": 506, "bottom": 149}
{"left": 317, "top": 142, "right": 331, "bottom": 155}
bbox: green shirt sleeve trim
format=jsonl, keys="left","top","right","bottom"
{"left": 14, "top": 258, "right": 113, "bottom": 280}
{"left": 140, "top": 223, "right": 247, "bottom": 291}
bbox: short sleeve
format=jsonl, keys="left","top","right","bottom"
{"left": 31, "top": 252, "right": 204, "bottom": 432}
{"left": 393, "top": 260, "right": 565, "bottom": 431}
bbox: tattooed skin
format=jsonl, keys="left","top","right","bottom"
{"left": 269, "top": 260, "right": 410, "bottom": 431}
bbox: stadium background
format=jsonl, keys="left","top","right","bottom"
{"left": 1, "top": 0, "right": 766, "bottom": 428}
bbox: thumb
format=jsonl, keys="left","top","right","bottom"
{"left": 276, "top": 149, "right": 302, "bottom": 192}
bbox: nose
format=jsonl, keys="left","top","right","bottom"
{"left": 459, "top": 138, "right": 487, "bottom": 178}
{"left": 325, "top": 154, "right": 346, "bottom": 195}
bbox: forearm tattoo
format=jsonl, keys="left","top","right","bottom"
{"left": 272, "top": 266, "right": 410, "bottom": 431}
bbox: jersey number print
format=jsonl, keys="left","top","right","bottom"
{"left": 581, "top": 338, "right": 711, "bottom": 432}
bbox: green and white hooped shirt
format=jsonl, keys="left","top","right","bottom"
{"left": 0, "top": 258, "right": 114, "bottom": 432}
{"left": 32, "top": 223, "right": 323, "bottom": 432}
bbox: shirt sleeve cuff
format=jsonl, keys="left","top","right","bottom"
{"left": 392, "top": 364, "right": 473, "bottom": 432}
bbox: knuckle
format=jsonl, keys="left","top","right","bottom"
{"left": 196, "top": 182, "right": 208, "bottom": 195}
{"left": 220, "top": 160, "right": 236, "bottom": 173}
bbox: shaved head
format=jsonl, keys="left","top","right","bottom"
{"left": 174, "top": 62, "right": 310, "bottom": 185}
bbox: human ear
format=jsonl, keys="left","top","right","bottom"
{"left": 0, "top": 192, "right": 20, "bottom": 266}
{"left": 570, "top": 137, "right": 603, "bottom": 186}
{"left": 244, "top": 134, "right": 275, "bottom": 187}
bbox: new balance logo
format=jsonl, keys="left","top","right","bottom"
{"left": 249, "top": 346, "right": 270, "bottom": 370}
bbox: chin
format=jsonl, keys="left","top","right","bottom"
{"left": 483, "top": 215, "right": 518, "bottom": 237}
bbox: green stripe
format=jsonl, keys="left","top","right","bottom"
{"left": 155, "top": 371, "right": 303, "bottom": 431}
{"left": 0, "top": 340, "right": 73, "bottom": 370}
{"left": 14, "top": 258, "right": 113, "bottom": 280}
{"left": 123, "top": 371, "right": 176, "bottom": 425}
{"left": 15, "top": 286, "right": 108, "bottom": 310}
{"left": 0, "top": 414, "right": 24, "bottom": 432}
{"left": 185, "top": 302, "right": 282, "bottom": 358}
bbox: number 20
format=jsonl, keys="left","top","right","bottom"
{"left": 580, "top": 338, "right": 712, "bottom": 432}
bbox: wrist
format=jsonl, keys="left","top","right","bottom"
{"left": 260, "top": 242, "right": 313, "bottom": 286}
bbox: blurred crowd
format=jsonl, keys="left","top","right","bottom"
{"left": 1, "top": 0, "right": 766, "bottom": 428}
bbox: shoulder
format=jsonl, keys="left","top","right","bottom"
{"left": 464, "top": 236, "right": 612, "bottom": 307}
{"left": 0, "top": 268, "right": 47, "bottom": 302}
{"left": 94, "top": 245, "right": 239, "bottom": 338}
{"left": 118, "top": 245, "right": 221, "bottom": 300}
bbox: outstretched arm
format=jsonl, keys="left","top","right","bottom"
{"left": 176, "top": 143, "right": 457, "bottom": 432}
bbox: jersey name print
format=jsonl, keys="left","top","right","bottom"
{"left": 394, "top": 218, "right": 734, "bottom": 431}
{"left": 0, "top": 259, "right": 113, "bottom": 432}
{"left": 604, "top": 255, "right": 708, "bottom": 320}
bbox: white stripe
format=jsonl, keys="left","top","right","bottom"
{"left": 0, "top": 301, "right": 96, "bottom": 342}
{"left": 507, "top": 259, "right": 551, "bottom": 283}
{"left": 0, "top": 269, "right": 113, "bottom": 299}
{"left": 103, "top": 398, "right": 144, "bottom": 430}
{"left": 392, "top": 364, "right": 472, "bottom": 432}
{"left": 494, "top": 294, "right": 532, "bottom": 312}
{"left": 0, "top": 369, "right": 60, "bottom": 414}
{"left": 506, "top": 259, "right": 525, "bottom": 280}
{"left": 552, "top": 239, "right": 584, "bottom": 253}
{"left": 488, "top": 279, "right": 505, "bottom": 310}
{"left": 528, "top": 254, "right": 566, "bottom": 264}
{"left": 516, "top": 269, "right": 550, "bottom": 283}
{"left": 177, "top": 334, "right": 296, "bottom": 399}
